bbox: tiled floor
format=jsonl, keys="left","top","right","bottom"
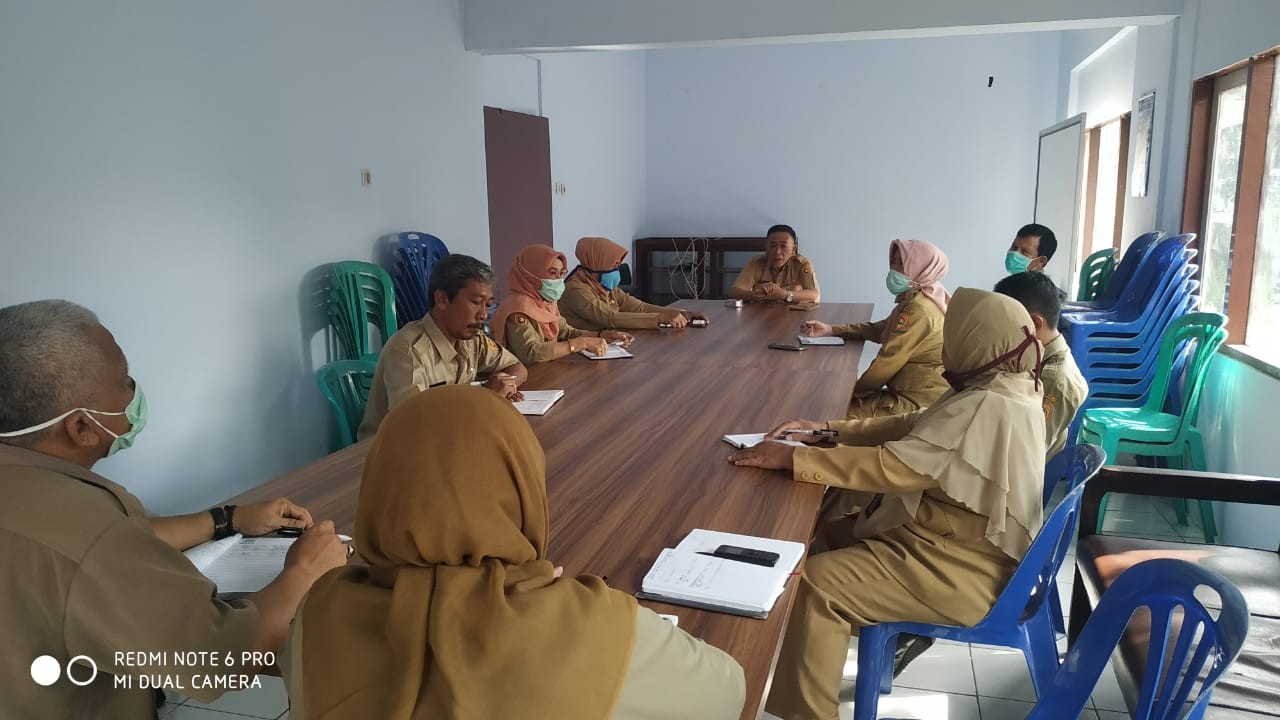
{"left": 164, "top": 493, "right": 1198, "bottom": 719}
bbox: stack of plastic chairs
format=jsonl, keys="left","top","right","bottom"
{"left": 391, "top": 232, "right": 450, "bottom": 327}
{"left": 1061, "top": 231, "right": 1163, "bottom": 313}
{"left": 315, "top": 359, "right": 377, "bottom": 450}
{"left": 1075, "top": 248, "right": 1118, "bottom": 301}
{"left": 1059, "top": 233, "right": 1200, "bottom": 445}
{"left": 327, "top": 261, "right": 397, "bottom": 362}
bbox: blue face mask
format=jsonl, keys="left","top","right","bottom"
{"left": 0, "top": 384, "right": 148, "bottom": 457}
{"left": 885, "top": 269, "right": 912, "bottom": 296}
{"left": 1005, "top": 251, "right": 1032, "bottom": 274}
{"left": 599, "top": 269, "right": 622, "bottom": 291}
{"left": 539, "top": 278, "right": 566, "bottom": 303}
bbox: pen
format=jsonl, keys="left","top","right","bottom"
{"left": 783, "top": 429, "right": 838, "bottom": 437}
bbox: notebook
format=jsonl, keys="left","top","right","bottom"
{"left": 637, "top": 529, "right": 806, "bottom": 618}
{"left": 722, "top": 433, "right": 805, "bottom": 449}
{"left": 183, "top": 533, "right": 350, "bottom": 594}
{"left": 514, "top": 389, "right": 565, "bottom": 415}
{"left": 798, "top": 335, "right": 845, "bottom": 346}
{"left": 580, "top": 344, "right": 634, "bottom": 360}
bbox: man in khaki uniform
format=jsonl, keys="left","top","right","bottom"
{"left": 0, "top": 300, "right": 348, "bottom": 719}
{"left": 728, "top": 224, "right": 821, "bottom": 304}
{"left": 996, "top": 271, "right": 1088, "bottom": 456}
{"left": 358, "top": 254, "right": 527, "bottom": 440}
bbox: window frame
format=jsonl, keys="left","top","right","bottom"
{"left": 1082, "top": 113, "right": 1132, "bottom": 258}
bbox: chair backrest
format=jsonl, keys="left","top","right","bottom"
{"left": 315, "top": 359, "right": 377, "bottom": 449}
{"left": 1026, "top": 558, "right": 1249, "bottom": 720}
{"left": 1110, "top": 236, "right": 1195, "bottom": 321}
{"left": 393, "top": 232, "right": 450, "bottom": 327}
{"left": 1140, "top": 313, "right": 1227, "bottom": 440}
{"left": 1077, "top": 248, "right": 1119, "bottom": 301}
{"left": 1042, "top": 444, "right": 1107, "bottom": 508}
{"left": 1097, "top": 231, "right": 1164, "bottom": 306}
{"left": 982, "top": 475, "right": 1100, "bottom": 627}
{"left": 329, "top": 261, "right": 397, "bottom": 360}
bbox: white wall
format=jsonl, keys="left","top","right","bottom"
{"left": 1070, "top": 28, "right": 1137, "bottom": 123}
{"left": 0, "top": 0, "right": 491, "bottom": 514}
{"left": 482, "top": 51, "right": 648, "bottom": 257}
{"left": 644, "top": 33, "right": 1061, "bottom": 303}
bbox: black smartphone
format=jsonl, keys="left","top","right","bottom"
{"left": 767, "top": 342, "right": 806, "bottom": 351}
{"left": 276, "top": 527, "right": 303, "bottom": 538}
{"left": 713, "top": 545, "right": 780, "bottom": 567}
{"left": 690, "top": 319, "right": 708, "bottom": 327}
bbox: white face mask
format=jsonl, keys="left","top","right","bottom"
{"left": 0, "top": 385, "right": 148, "bottom": 456}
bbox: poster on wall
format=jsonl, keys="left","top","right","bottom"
{"left": 1131, "top": 91, "right": 1156, "bottom": 197}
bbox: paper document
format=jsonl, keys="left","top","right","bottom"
{"left": 722, "top": 433, "right": 805, "bottom": 449}
{"left": 798, "top": 335, "right": 845, "bottom": 346}
{"left": 514, "top": 389, "right": 565, "bottom": 416}
{"left": 638, "top": 530, "right": 805, "bottom": 617}
{"left": 184, "top": 535, "right": 295, "bottom": 594}
{"left": 580, "top": 345, "right": 634, "bottom": 360}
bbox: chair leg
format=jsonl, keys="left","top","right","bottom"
{"left": 1022, "top": 611, "right": 1062, "bottom": 699}
{"left": 853, "top": 627, "right": 891, "bottom": 720}
{"left": 1048, "top": 583, "right": 1066, "bottom": 635}
{"left": 1095, "top": 433, "right": 1119, "bottom": 533}
{"left": 1186, "top": 434, "right": 1217, "bottom": 543}
{"left": 1164, "top": 452, "right": 1190, "bottom": 525}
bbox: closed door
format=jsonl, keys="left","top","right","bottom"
{"left": 483, "top": 106, "right": 552, "bottom": 296}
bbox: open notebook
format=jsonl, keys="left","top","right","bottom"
{"left": 183, "top": 533, "right": 348, "bottom": 594}
{"left": 798, "top": 335, "right": 845, "bottom": 346}
{"left": 637, "top": 529, "right": 806, "bottom": 618}
{"left": 722, "top": 433, "right": 805, "bottom": 449}
{"left": 514, "top": 389, "right": 565, "bottom": 416}
{"left": 580, "top": 345, "right": 634, "bottom": 360}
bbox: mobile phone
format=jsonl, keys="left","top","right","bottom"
{"left": 276, "top": 527, "right": 303, "bottom": 537}
{"left": 768, "top": 342, "right": 806, "bottom": 351}
{"left": 712, "top": 545, "right": 780, "bottom": 567}
{"left": 690, "top": 319, "right": 708, "bottom": 327}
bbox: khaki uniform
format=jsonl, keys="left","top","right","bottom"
{"left": 729, "top": 255, "right": 820, "bottom": 296}
{"left": 765, "top": 414, "right": 1018, "bottom": 720}
{"left": 0, "top": 445, "right": 259, "bottom": 720}
{"left": 832, "top": 292, "right": 947, "bottom": 419}
{"left": 503, "top": 314, "right": 587, "bottom": 366}
{"left": 284, "top": 604, "right": 746, "bottom": 720}
{"left": 1040, "top": 334, "right": 1089, "bottom": 457}
{"left": 559, "top": 275, "right": 668, "bottom": 331}
{"left": 358, "top": 315, "right": 520, "bottom": 440}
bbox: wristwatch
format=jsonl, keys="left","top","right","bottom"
{"left": 786, "top": 291, "right": 795, "bottom": 303}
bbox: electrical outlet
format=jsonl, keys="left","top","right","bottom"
{"left": 361, "top": 168, "right": 372, "bottom": 186}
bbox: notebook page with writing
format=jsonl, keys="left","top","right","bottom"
{"left": 722, "top": 433, "right": 805, "bottom": 449}
{"left": 640, "top": 549, "right": 786, "bottom": 615}
{"left": 190, "top": 537, "right": 296, "bottom": 594}
{"left": 673, "top": 529, "right": 806, "bottom": 575}
{"left": 182, "top": 535, "right": 241, "bottom": 573}
{"left": 580, "top": 345, "right": 634, "bottom": 360}
{"left": 513, "top": 389, "right": 565, "bottom": 415}
{"left": 797, "top": 335, "right": 845, "bottom": 346}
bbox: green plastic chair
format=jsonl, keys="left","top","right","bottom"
{"left": 1078, "top": 312, "right": 1227, "bottom": 542}
{"left": 315, "top": 359, "right": 377, "bottom": 449}
{"left": 1076, "top": 248, "right": 1118, "bottom": 301}
{"left": 328, "top": 261, "right": 397, "bottom": 361}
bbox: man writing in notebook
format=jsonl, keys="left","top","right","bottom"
{"left": 358, "top": 253, "right": 528, "bottom": 440}
{"left": 0, "top": 299, "right": 350, "bottom": 719}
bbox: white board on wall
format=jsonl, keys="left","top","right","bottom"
{"left": 1034, "top": 114, "right": 1087, "bottom": 294}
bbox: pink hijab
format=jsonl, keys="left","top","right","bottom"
{"left": 883, "top": 238, "right": 951, "bottom": 341}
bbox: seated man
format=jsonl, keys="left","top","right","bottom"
{"left": 358, "top": 254, "right": 528, "bottom": 440}
{"left": 728, "top": 224, "right": 820, "bottom": 304}
{"left": 0, "top": 300, "right": 348, "bottom": 719}
{"left": 995, "top": 271, "right": 1088, "bottom": 457}
{"left": 1004, "top": 222, "right": 1058, "bottom": 274}
{"left": 560, "top": 236, "right": 709, "bottom": 331}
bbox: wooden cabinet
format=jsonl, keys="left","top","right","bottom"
{"left": 632, "top": 237, "right": 763, "bottom": 305}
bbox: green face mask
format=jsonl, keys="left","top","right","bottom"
{"left": 539, "top": 278, "right": 565, "bottom": 303}
{"left": 0, "top": 384, "right": 148, "bottom": 457}
{"left": 1005, "top": 251, "right": 1032, "bottom": 274}
{"left": 885, "top": 269, "right": 913, "bottom": 296}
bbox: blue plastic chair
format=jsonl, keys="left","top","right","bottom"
{"left": 1041, "top": 444, "right": 1108, "bottom": 634}
{"left": 853, "top": 478, "right": 1102, "bottom": 719}
{"left": 315, "top": 360, "right": 376, "bottom": 449}
{"left": 1062, "top": 231, "right": 1165, "bottom": 313}
{"left": 1024, "top": 559, "right": 1248, "bottom": 720}
{"left": 392, "top": 232, "right": 450, "bottom": 327}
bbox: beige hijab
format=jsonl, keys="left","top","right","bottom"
{"left": 295, "top": 385, "right": 637, "bottom": 719}
{"left": 865, "top": 288, "right": 1047, "bottom": 559}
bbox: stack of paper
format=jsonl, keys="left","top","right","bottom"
{"left": 183, "top": 535, "right": 295, "bottom": 594}
{"left": 514, "top": 389, "right": 565, "bottom": 416}
{"left": 798, "top": 335, "right": 845, "bottom": 346}
{"left": 722, "top": 433, "right": 805, "bottom": 449}
{"left": 638, "top": 530, "right": 806, "bottom": 618}
{"left": 580, "top": 345, "right": 634, "bottom": 360}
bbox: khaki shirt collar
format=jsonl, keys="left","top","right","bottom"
{"left": 0, "top": 443, "right": 145, "bottom": 517}
{"left": 1043, "top": 334, "right": 1068, "bottom": 364}
{"left": 416, "top": 313, "right": 459, "bottom": 364}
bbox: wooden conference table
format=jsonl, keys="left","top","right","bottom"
{"left": 228, "top": 298, "right": 873, "bottom": 719}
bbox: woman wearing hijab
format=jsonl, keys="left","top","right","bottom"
{"left": 801, "top": 239, "right": 951, "bottom": 419}
{"left": 493, "top": 244, "right": 634, "bottom": 365}
{"left": 731, "top": 289, "right": 1047, "bottom": 720}
{"left": 560, "top": 236, "right": 711, "bottom": 331}
{"left": 284, "top": 386, "right": 745, "bottom": 719}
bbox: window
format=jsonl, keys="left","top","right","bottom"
{"left": 1183, "top": 51, "right": 1280, "bottom": 355}
{"left": 1082, "top": 115, "right": 1130, "bottom": 258}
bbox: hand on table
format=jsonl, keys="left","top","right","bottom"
{"left": 800, "top": 320, "right": 833, "bottom": 337}
{"left": 485, "top": 372, "right": 524, "bottom": 402}
{"left": 659, "top": 310, "right": 689, "bottom": 329}
{"left": 766, "top": 418, "right": 828, "bottom": 443}
{"left": 600, "top": 330, "right": 634, "bottom": 347}
{"left": 235, "top": 498, "right": 314, "bottom": 536}
{"left": 727, "top": 441, "right": 797, "bottom": 471}
{"left": 573, "top": 337, "right": 609, "bottom": 357}
{"left": 282, "top": 520, "right": 350, "bottom": 581}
